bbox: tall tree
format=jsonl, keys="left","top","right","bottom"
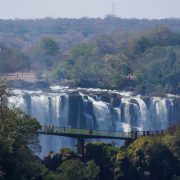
{"left": 0, "top": 79, "right": 46, "bottom": 180}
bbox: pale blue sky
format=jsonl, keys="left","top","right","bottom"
{"left": 0, "top": 0, "right": 180, "bottom": 19}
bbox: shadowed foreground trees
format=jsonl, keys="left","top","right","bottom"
{"left": 43, "top": 149, "right": 100, "bottom": 180}
{"left": 113, "top": 126, "right": 180, "bottom": 180}
{"left": 0, "top": 80, "right": 47, "bottom": 180}
{"left": 42, "top": 128, "right": 180, "bottom": 180}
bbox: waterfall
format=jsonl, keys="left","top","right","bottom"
{"left": 8, "top": 91, "right": 74, "bottom": 157}
{"left": 8, "top": 87, "right": 180, "bottom": 157}
{"left": 59, "top": 95, "right": 69, "bottom": 127}
{"left": 89, "top": 98, "right": 113, "bottom": 130}
{"left": 134, "top": 96, "right": 149, "bottom": 130}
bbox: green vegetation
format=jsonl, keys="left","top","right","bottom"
{"left": 53, "top": 28, "right": 180, "bottom": 95}
{"left": 41, "top": 125, "right": 180, "bottom": 180}
{"left": 0, "top": 80, "right": 47, "bottom": 179}
{"left": 42, "top": 149, "right": 100, "bottom": 180}
{"left": 0, "top": 18, "right": 180, "bottom": 94}
{"left": 40, "top": 37, "right": 59, "bottom": 56}
{"left": 0, "top": 44, "right": 29, "bottom": 73}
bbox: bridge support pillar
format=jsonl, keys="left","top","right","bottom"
{"left": 77, "top": 138, "right": 84, "bottom": 156}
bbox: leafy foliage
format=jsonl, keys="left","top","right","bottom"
{"left": 40, "top": 37, "right": 59, "bottom": 56}
{"left": 56, "top": 159, "right": 100, "bottom": 180}
{"left": 85, "top": 142, "right": 119, "bottom": 180}
{"left": 0, "top": 46, "right": 29, "bottom": 73}
{"left": 53, "top": 28, "right": 180, "bottom": 94}
{"left": 0, "top": 80, "right": 47, "bottom": 180}
{"left": 42, "top": 149, "right": 100, "bottom": 180}
{"left": 0, "top": 18, "right": 180, "bottom": 94}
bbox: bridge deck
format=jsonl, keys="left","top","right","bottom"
{"left": 38, "top": 126, "right": 134, "bottom": 140}
{"left": 38, "top": 126, "right": 166, "bottom": 140}
{"left": 38, "top": 126, "right": 166, "bottom": 155}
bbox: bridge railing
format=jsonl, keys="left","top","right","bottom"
{"left": 135, "top": 129, "right": 168, "bottom": 137}
{"left": 38, "top": 126, "right": 168, "bottom": 139}
{"left": 38, "top": 126, "right": 134, "bottom": 139}
{"left": 92, "top": 129, "right": 133, "bottom": 138}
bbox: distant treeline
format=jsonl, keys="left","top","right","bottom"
{"left": 0, "top": 17, "right": 180, "bottom": 94}
{"left": 53, "top": 28, "right": 180, "bottom": 95}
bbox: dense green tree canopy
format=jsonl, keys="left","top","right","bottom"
{"left": 40, "top": 37, "right": 59, "bottom": 56}
{"left": 0, "top": 80, "right": 47, "bottom": 180}
{"left": 53, "top": 28, "right": 180, "bottom": 94}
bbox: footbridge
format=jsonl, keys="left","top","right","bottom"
{"left": 38, "top": 126, "right": 166, "bottom": 155}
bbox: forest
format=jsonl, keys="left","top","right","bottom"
{"left": 53, "top": 28, "right": 180, "bottom": 95}
{"left": 0, "top": 18, "right": 180, "bottom": 95}
{"left": 0, "top": 81, "right": 180, "bottom": 180}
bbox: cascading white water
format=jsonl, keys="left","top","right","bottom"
{"left": 81, "top": 96, "right": 94, "bottom": 129}
{"left": 8, "top": 91, "right": 74, "bottom": 157}
{"left": 88, "top": 96, "right": 114, "bottom": 130}
{"left": 134, "top": 96, "right": 149, "bottom": 130}
{"left": 8, "top": 87, "right": 179, "bottom": 157}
